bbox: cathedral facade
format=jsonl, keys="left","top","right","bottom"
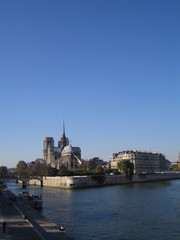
{"left": 43, "top": 123, "right": 81, "bottom": 170}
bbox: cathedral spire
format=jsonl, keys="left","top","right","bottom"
{"left": 62, "top": 120, "right": 66, "bottom": 138}
{"left": 58, "top": 121, "right": 69, "bottom": 149}
{"left": 61, "top": 120, "right": 66, "bottom": 148}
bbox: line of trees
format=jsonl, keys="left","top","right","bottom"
{"left": 16, "top": 160, "right": 57, "bottom": 177}
{"left": 1, "top": 159, "right": 135, "bottom": 179}
{"left": 15, "top": 159, "right": 109, "bottom": 177}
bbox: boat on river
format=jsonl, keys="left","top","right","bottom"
{"left": 18, "top": 191, "right": 43, "bottom": 209}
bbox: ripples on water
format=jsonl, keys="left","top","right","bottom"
{"left": 7, "top": 180, "right": 180, "bottom": 240}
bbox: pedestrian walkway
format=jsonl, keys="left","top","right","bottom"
{"left": 0, "top": 185, "right": 71, "bottom": 240}
{"left": 0, "top": 207, "right": 11, "bottom": 239}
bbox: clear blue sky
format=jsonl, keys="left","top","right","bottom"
{"left": 1, "top": 0, "right": 180, "bottom": 168}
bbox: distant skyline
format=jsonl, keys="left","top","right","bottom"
{"left": 1, "top": 0, "right": 180, "bottom": 167}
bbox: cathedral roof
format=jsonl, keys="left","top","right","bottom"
{"left": 50, "top": 147, "right": 62, "bottom": 153}
{"left": 72, "top": 147, "right": 81, "bottom": 153}
{"left": 62, "top": 145, "right": 73, "bottom": 154}
{"left": 62, "top": 145, "right": 81, "bottom": 154}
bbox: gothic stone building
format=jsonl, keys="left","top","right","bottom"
{"left": 43, "top": 124, "right": 81, "bottom": 170}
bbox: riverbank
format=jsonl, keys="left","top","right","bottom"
{"left": 0, "top": 183, "right": 71, "bottom": 240}
{"left": 26, "top": 172, "right": 180, "bottom": 189}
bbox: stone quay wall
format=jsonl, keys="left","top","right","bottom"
{"left": 29, "top": 179, "right": 42, "bottom": 186}
{"left": 27, "top": 172, "right": 180, "bottom": 189}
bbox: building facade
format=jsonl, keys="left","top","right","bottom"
{"left": 110, "top": 150, "right": 170, "bottom": 173}
{"left": 43, "top": 123, "right": 81, "bottom": 170}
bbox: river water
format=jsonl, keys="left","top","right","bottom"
{"left": 6, "top": 179, "right": 180, "bottom": 240}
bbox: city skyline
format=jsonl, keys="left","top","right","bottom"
{"left": 1, "top": 0, "right": 180, "bottom": 167}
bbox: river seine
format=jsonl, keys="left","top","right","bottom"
{"left": 7, "top": 179, "right": 180, "bottom": 240}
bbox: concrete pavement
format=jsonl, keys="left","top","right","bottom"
{"left": 0, "top": 184, "right": 71, "bottom": 240}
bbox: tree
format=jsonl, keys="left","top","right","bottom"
{"left": 177, "top": 162, "right": 180, "bottom": 171}
{"left": 79, "top": 160, "right": 97, "bottom": 172}
{"left": 8, "top": 168, "right": 17, "bottom": 178}
{"left": 38, "top": 162, "right": 48, "bottom": 176}
{"left": 0, "top": 166, "right": 8, "bottom": 178}
{"left": 58, "top": 165, "right": 69, "bottom": 176}
{"left": 45, "top": 165, "right": 58, "bottom": 176}
{"left": 28, "top": 161, "right": 45, "bottom": 176}
{"left": 16, "top": 160, "right": 28, "bottom": 177}
{"left": 87, "top": 160, "right": 97, "bottom": 171}
{"left": 28, "top": 163, "right": 37, "bottom": 176}
{"left": 95, "top": 164, "right": 104, "bottom": 174}
{"left": 171, "top": 163, "right": 178, "bottom": 171}
{"left": 117, "top": 160, "right": 134, "bottom": 179}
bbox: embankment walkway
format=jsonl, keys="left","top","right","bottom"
{"left": 0, "top": 185, "right": 70, "bottom": 240}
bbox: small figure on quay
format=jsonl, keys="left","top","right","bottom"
{"left": 2, "top": 221, "right": 6, "bottom": 233}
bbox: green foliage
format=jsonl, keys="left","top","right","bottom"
{"left": 58, "top": 165, "right": 70, "bottom": 176}
{"left": 78, "top": 161, "right": 87, "bottom": 170}
{"left": 58, "top": 167, "right": 90, "bottom": 176}
{"left": 16, "top": 160, "right": 28, "bottom": 177}
{"left": 28, "top": 162, "right": 47, "bottom": 177}
{"left": 67, "top": 169, "right": 87, "bottom": 176}
{"left": 57, "top": 167, "right": 106, "bottom": 177}
{"left": 79, "top": 160, "right": 98, "bottom": 171}
{"left": 15, "top": 159, "right": 107, "bottom": 178}
{"left": 0, "top": 166, "right": 8, "bottom": 178}
{"left": 95, "top": 164, "right": 104, "bottom": 173}
{"left": 88, "top": 160, "right": 98, "bottom": 170}
{"left": 171, "top": 164, "right": 178, "bottom": 171}
{"left": 28, "top": 164, "right": 37, "bottom": 176}
{"left": 117, "top": 160, "right": 134, "bottom": 179}
{"left": 16, "top": 160, "right": 59, "bottom": 177}
{"left": 8, "top": 168, "right": 17, "bottom": 178}
{"left": 45, "top": 165, "right": 58, "bottom": 176}
{"left": 38, "top": 163, "right": 49, "bottom": 176}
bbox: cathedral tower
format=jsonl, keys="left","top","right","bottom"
{"left": 43, "top": 137, "right": 54, "bottom": 163}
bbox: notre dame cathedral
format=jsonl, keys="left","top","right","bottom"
{"left": 43, "top": 123, "right": 81, "bottom": 170}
